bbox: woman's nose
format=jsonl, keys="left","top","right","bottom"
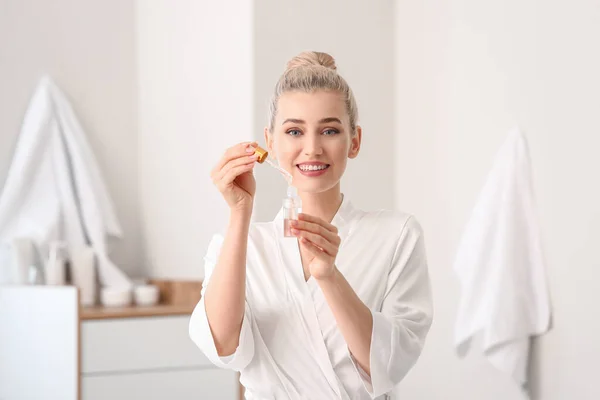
{"left": 303, "top": 136, "right": 323, "bottom": 156}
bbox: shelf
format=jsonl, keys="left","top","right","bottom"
{"left": 80, "top": 303, "right": 196, "bottom": 320}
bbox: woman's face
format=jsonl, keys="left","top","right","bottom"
{"left": 265, "top": 90, "right": 361, "bottom": 194}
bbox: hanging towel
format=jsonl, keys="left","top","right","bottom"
{"left": 0, "top": 75, "right": 131, "bottom": 289}
{"left": 453, "top": 127, "right": 551, "bottom": 392}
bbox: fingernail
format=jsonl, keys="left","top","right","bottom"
{"left": 290, "top": 220, "right": 297, "bottom": 226}
{"left": 246, "top": 145, "right": 255, "bottom": 153}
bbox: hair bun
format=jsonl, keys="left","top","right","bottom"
{"left": 286, "top": 51, "right": 337, "bottom": 71}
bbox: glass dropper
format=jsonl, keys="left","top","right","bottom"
{"left": 254, "top": 146, "right": 293, "bottom": 185}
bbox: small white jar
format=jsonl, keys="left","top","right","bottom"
{"left": 100, "top": 288, "right": 132, "bottom": 307}
{"left": 134, "top": 284, "right": 159, "bottom": 306}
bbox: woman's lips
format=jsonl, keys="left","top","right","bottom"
{"left": 296, "top": 164, "right": 330, "bottom": 177}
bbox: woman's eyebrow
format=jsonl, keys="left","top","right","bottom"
{"left": 281, "top": 117, "right": 342, "bottom": 125}
{"left": 319, "top": 117, "right": 342, "bottom": 124}
{"left": 282, "top": 118, "right": 305, "bottom": 125}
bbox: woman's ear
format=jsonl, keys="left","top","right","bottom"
{"left": 264, "top": 127, "right": 276, "bottom": 159}
{"left": 348, "top": 126, "right": 362, "bottom": 159}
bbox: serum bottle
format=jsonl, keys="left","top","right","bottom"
{"left": 283, "top": 186, "right": 302, "bottom": 237}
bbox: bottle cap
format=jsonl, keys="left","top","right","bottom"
{"left": 254, "top": 146, "right": 269, "bottom": 163}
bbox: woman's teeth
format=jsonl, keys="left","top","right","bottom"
{"left": 298, "top": 165, "right": 329, "bottom": 171}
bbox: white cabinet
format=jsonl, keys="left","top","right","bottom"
{"left": 82, "top": 368, "right": 238, "bottom": 400}
{"left": 0, "top": 287, "right": 79, "bottom": 400}
{"left": 80, "top": 316, "right": 238, "bottom": 400}
{"left": 0, "top": 286, "right": 240, "bottom": 400}
{"left": 82, "top": 316, "right": 211, "bottom": 373}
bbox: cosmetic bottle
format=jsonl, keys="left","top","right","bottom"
{"left": 283, "top": 185, "right": 302, "bottom": 237}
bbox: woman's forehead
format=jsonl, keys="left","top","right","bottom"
{"left": 277, "top": 91, "right": 347, "bottom": 122}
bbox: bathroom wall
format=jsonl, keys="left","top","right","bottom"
{"left": 393, "top": 1, "right": 600, "bottom": 399}
{"left": 0, "top": 0, "right": 395, "bottom": 280}
{"left": 0, "top": 0, "right": 141, "bottom": 277}
{"left": 138, "top": 0, "right": 396, "bottom": 278}
{"left": 136, "top": 0, "right": 254, "bottom": 279}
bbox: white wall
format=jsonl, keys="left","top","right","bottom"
{"left": 136, "top": 0, "right": 254, "bottom": 279}
{"left": 252, "top": 0, "right": 395, "bottom": 221}
{"left": 0, "top": 0, "right": 392, "bottom": 281}
{"left": 138, "top": 0, "right": 395, "bottom": 277}
{"left": 393, "top": 1, "right": 600, "bottom": 399}
{"left": 0, "top": 0, "right": 141, "bottom": 277}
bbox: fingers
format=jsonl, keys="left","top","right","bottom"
{"left": 290, "top": 219, "right": 340, "bottom": 246}
{"left": 292, "top": 228, "right": 338, "bottom": 257}
{"left": 212, "top": 142, "right": 258, "bottom": 175}
{"left": 298, "top": 236, "right": 336, "bottom": 262}
{"left": 290, "top": 214, "right": 341, "bottom": 257}
{"left": 297, "top": 213, "right": 338, "bottom": 234}
{"left": 216, "top": 154, "right": 258, "bottom": 183}
{"left": 298, "top": 237, "right": 322, "bottom": 258}
{"left": 216, "top": 157, "right": 257, "bottom": 189}
{"left": 217, "top": 164, "right": 255, "bottom": 193}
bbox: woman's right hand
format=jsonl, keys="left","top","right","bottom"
{"left": 211, "top": 142, "right": 259, "bottom": 212}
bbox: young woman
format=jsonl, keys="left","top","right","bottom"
{"left": 190, "top": 51, "right": 433, "bottom": 400}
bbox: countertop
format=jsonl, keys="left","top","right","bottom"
{"left": 79, "top": 279, "right": 202, "bottom": 321}
{"left": 80, "top": 303, "right": 196, "bottom": 320}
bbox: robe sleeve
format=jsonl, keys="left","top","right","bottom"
{"left": 189, "top": 234, "right": 255, "bottom": 371}
{"left": 350, "top": 216, "right": 434, "bottom": 397}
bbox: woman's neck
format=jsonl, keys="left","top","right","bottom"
{"left": 299, "top": 185, "right": 343, "bottom": 223}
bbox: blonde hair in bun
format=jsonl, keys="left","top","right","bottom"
{"left": 285, "top": 51, "right": 337, "bottom": 70}
{"left": 268, "top": 51, "right": 358, "bottom": 134}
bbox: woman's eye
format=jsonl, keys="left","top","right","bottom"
{"left": 287, "top": 129, "right": 302, "bottom": 136}
{"left": 323, "top": 129, "right": 339, "bottom": 135}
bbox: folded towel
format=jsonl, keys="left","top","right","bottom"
{"left": 0, "top": 76, "right": 131, "bottom": 288}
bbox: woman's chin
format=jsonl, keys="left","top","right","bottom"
{"left": 291, "top": 179, "right": 340, "bottom": 194}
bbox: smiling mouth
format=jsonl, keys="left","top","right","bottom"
{"left": 296, "top": 164, "right": 330, "bottom": 172}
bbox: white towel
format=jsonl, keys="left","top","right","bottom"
{"left": 0, "top": 76, "right": 131, "bottom": 289}
{"left": 453, "top": 127, "right": 552, "bottom": 392}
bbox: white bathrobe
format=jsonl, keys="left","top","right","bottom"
{"left": 453, "top": 128, "right": 552, "bottom": 392}
{"left": 189, "top": 196, "right": 433, "bottom": 399}
{"left": 0, "top": 76, "right": 131, "bottom": 288}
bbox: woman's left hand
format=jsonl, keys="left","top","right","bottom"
{"left": 290, "top": 213, "right": 341, "bottom": 280}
